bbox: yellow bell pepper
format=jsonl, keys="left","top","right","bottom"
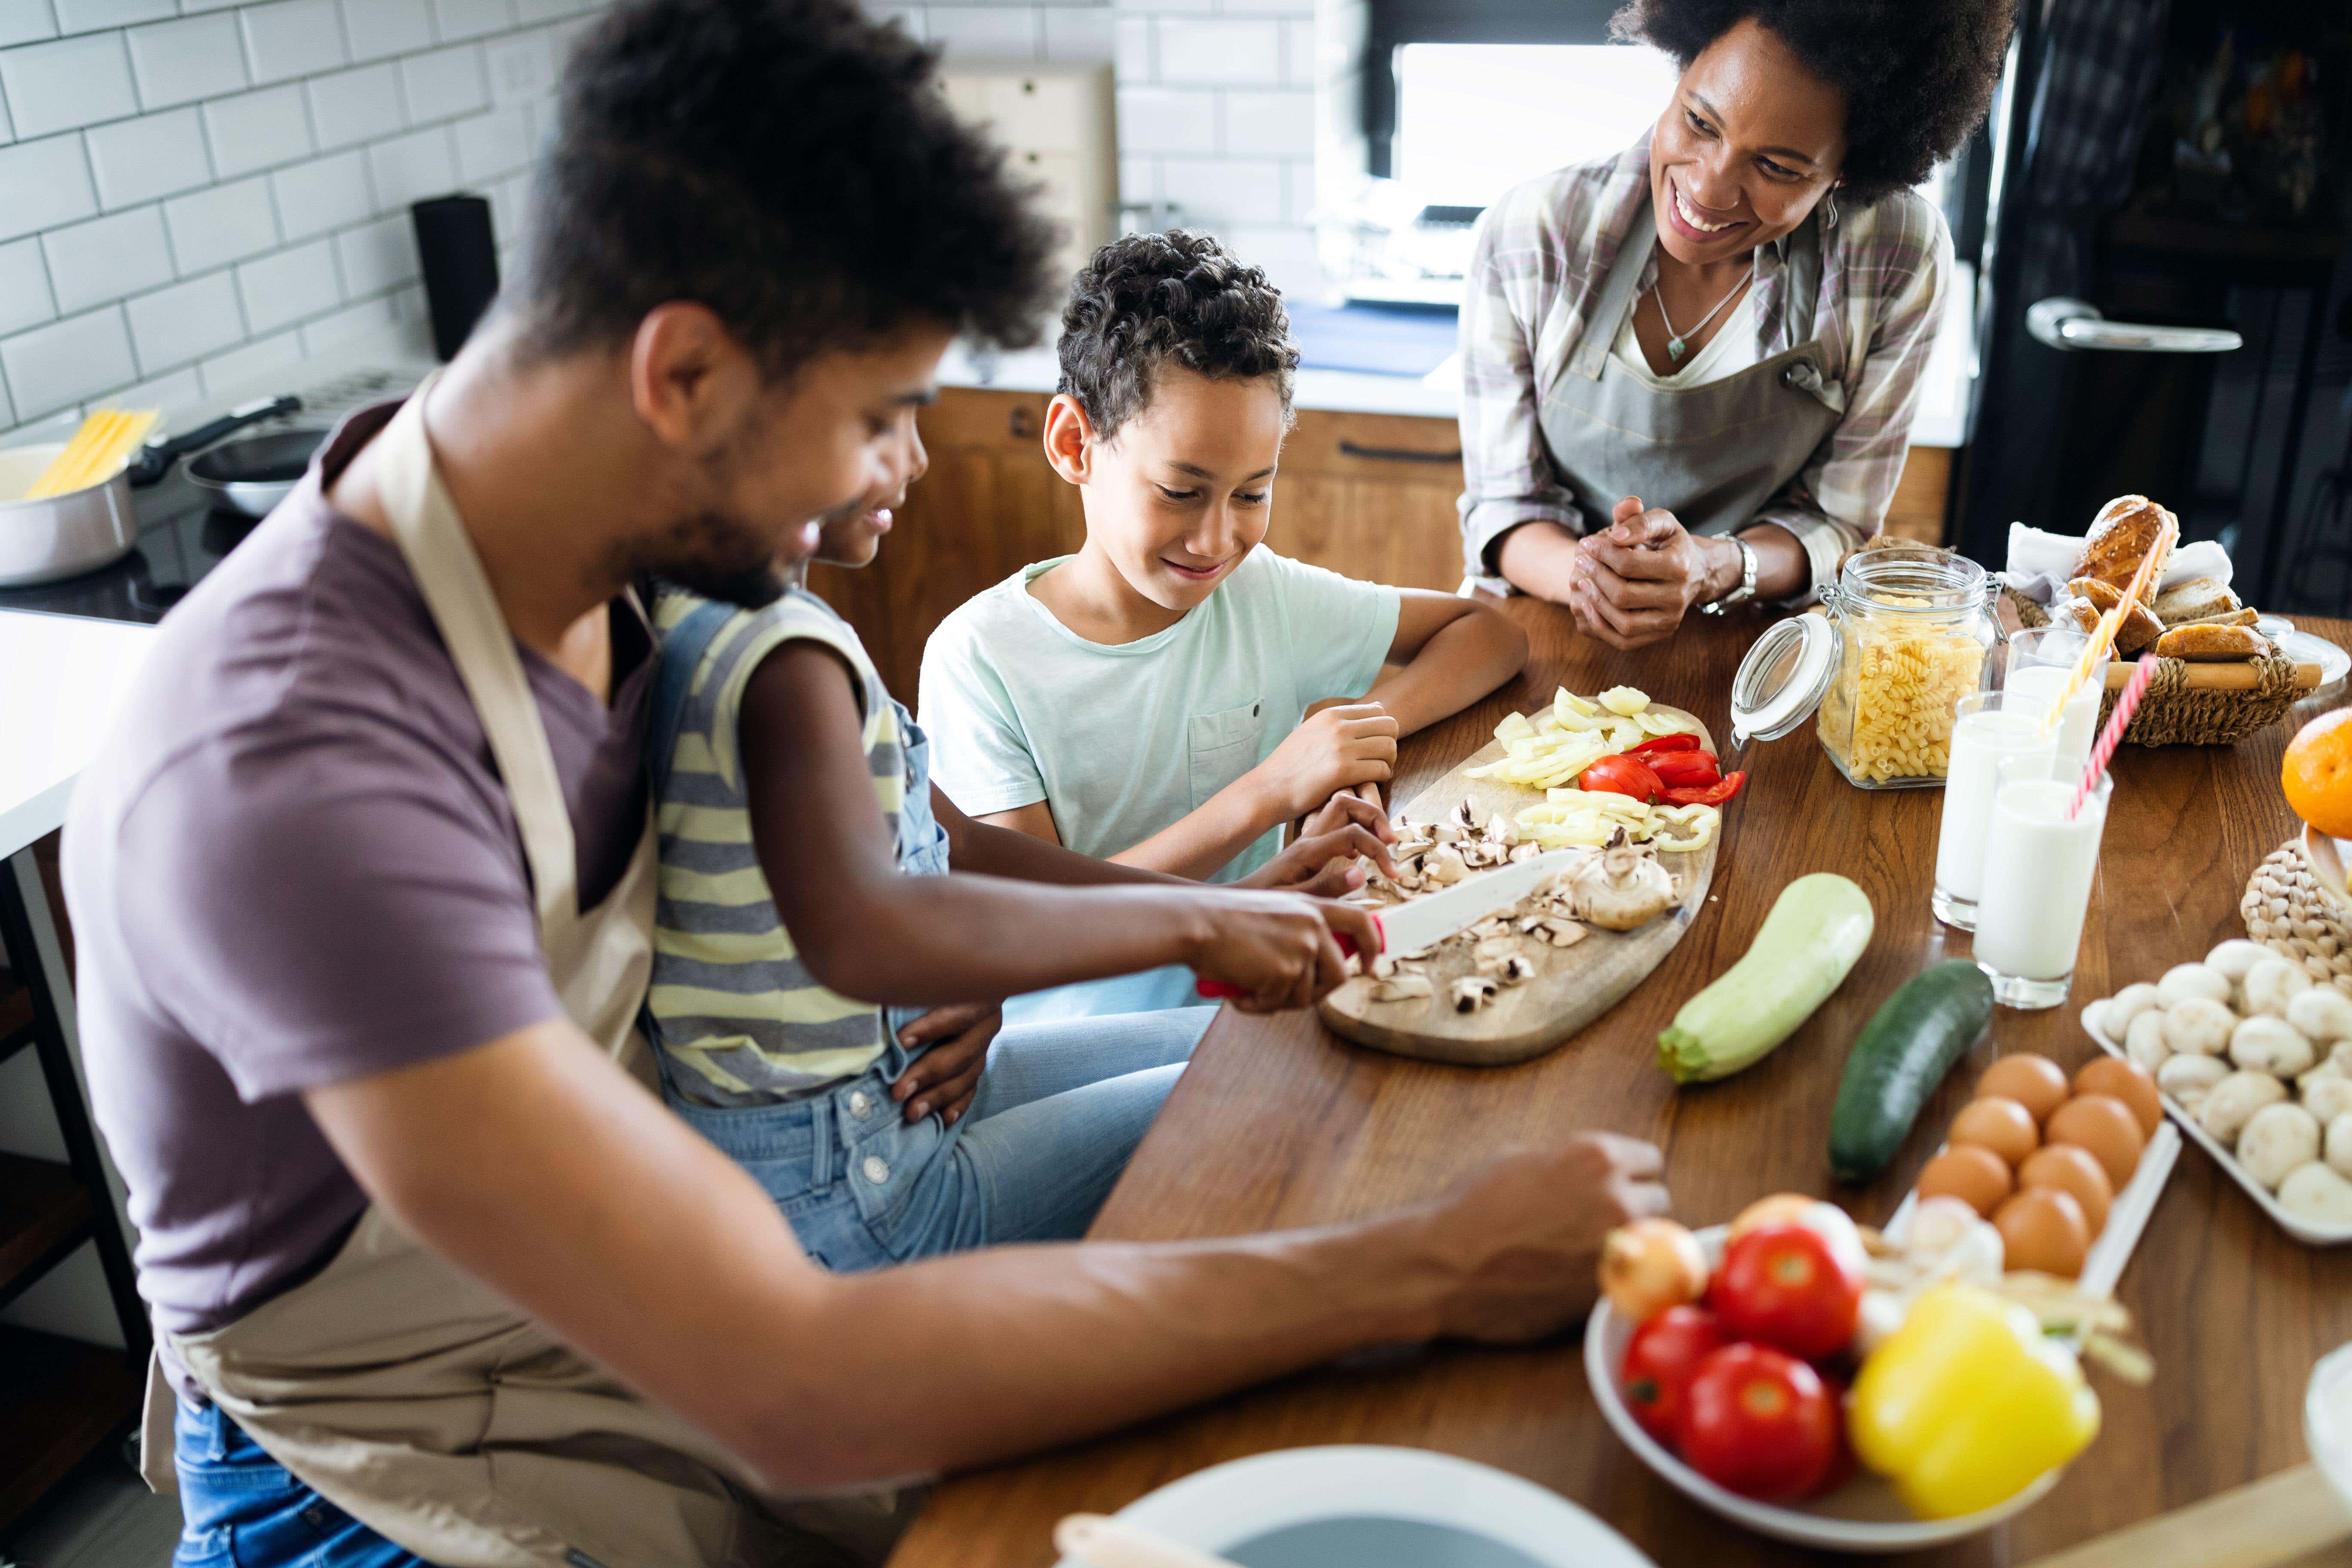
{"left": 1849, "top": 1283, "right": 2100, "bottom": 1519}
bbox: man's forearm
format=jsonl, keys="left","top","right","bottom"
{"left": 757, "top": 1210, "right": 1453, "bottom": 1485}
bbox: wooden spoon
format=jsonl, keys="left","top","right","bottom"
{"left": 1053, "top": 1513, "right": 1244, "bottom": 1568}
{"left": 2303, "top": 823, "right": 2352, "bottom": 910}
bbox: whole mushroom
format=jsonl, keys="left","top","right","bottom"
{"left": 2124, "top": 1008, "right": 2172, "bottom": 1072}
{"left": 2302, "top": 1071, "right": 2352, "bottom": 1127}
{"left": 2279, "top": 1161, "right": 2352, "bottom": 1225}
{"left": 2158, "top": 1053, "right": 2230, "bottom": 1112}
{"left": 2238, "top": 1102, "right": 2323, "bottom": 1191}
{"left": 2107, "top": 981, "right": 2164, "bottom": 1033}
{"left": 2243, "top": 957, "right": 2315, "bottom": 1019}
{"left": 1564, "top": 830, "right": 1678, "bottom": 932}
{"left": 2331, "top": 1111, "right": 2352, "bottom": 1181}
{"left": 2230, "top": 1015, "right": 2319, "bottom": 1078}
{"left": 2199, "top": 1070, "right": 2290, "bottom": 1144}
{"left": 2157, "top": 962, "right": 2233, "bottom": 1009}
{"left": 2205, "top": 939, "right": 2271, "bottom": 984}
{"left": 2162, "top": 996, "right": 2238, "bottom": 1058}
{"left": 2288, "top": 984, "right": 2352, "bottom": 1046}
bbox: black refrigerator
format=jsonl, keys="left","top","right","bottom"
{"left": 1950, "top": 0, "right": 2349, "bottom": 612}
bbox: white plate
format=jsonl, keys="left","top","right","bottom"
{"left": 1583, "top": 1127, "right": 2175, "bottom": 1559}
{"left": 2083, "top": 1003, "right": 2352, "bottom": 1246}
{"left": 1055, "top": 1445, "right": 1657, "bottom": 1568}
{"left": 1585, "top": 1225, "right": 2058, "bottom": 1554}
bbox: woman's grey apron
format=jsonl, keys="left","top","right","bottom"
{"left": 138, "top": 377, "right": 904, "bottom": 1568}
{"left": 1540, "top": 198, "right": 1845, "bottom": 542}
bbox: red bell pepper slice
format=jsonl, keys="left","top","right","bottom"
{"left": 1629, "top": 732, "right": 1704, "bottom": 756}
{"left": 1662, "top": 772, "right": 1747, "bottom": 807}
{"left": 1648, "top": 751, "right": 1722, "bottom": 788}
{"left": 1582, "top": 753, "right": 1666, "bottom": 802}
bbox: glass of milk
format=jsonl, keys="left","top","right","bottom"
{"left": 1974, "top": 753, "right": 2111, "bottom": 1009}
{"left": 1932, "top": 692, "right": 2058, "bottom": 931}
{"left": 2000, "top": 627, "right": 2109, "bottom": 771}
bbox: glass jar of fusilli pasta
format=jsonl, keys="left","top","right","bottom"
{"left": 1813, "top": 546, "right": 1997, "bottom": 788}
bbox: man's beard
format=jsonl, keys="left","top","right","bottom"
{"left": 626, "top": 508, "right": 798, "bottom": 611}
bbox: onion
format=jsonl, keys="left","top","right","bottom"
{"left": 1599, "top": 1219, "right": 1707, "bottom": 1322}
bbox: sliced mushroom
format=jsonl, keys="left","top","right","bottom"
{"left": 1366, "top": 973, "right": 1435, "bottom": 1004}
{"left": 1486, "top": 814, "right": 1520, "bottom": 847}
{"left": 1497, "top": 952, "right": 1537, "bottom": 985}
{"left": 1451, "top": 799, "right": 1478, "bottom": 831}
{"left": 1451, "top": 975, "right": 1498, "bottom": 1013}
{"left": 1509, "top": 843, "right": 1544, "bottom": 864}
{"left": 1426, "top": 845, "right": 1468, "bottom": 885}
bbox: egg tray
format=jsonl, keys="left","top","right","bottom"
{"left": 2083, "top": 1005, "right": 2352, "bottom": 1246}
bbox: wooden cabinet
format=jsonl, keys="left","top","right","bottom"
{"left": 805, "top": 388, "right": 1466, "bottom": 703}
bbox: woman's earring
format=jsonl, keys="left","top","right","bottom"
{"left": 1822, "top": 186, "right": 1839, "bottom": 227}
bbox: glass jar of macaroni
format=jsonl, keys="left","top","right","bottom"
{"left": 1812, "top": 545, "right": 1998, "bottom": 789}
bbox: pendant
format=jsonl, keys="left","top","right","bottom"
{"left": 1667, "top": 336, "right": 1687, "bottom": 360}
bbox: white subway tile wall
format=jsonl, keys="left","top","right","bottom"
{"left": 873, "top": 0, "right": 1320, "bottom": 297}
{"left": 0, "top": 0, "right": 609, "bottom": 437}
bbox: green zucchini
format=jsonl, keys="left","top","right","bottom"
{"left": 1657, "top": 874, "right": 1874, "bottom": 1083}
{"left": 1827, "top": 960, "right": 1996, "bottom": 1182}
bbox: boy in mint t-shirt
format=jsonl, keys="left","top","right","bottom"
{"left": 920, "top": 231, "right": 1527, "bottom": 1019}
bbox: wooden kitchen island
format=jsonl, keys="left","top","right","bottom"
{"left": 882, "top": 597, "right": 2352, "bottom": 1568}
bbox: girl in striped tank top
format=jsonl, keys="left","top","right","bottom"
{"left": 646, "top": 426, "right": 1387, "bottom": 1271}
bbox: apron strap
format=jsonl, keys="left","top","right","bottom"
{"left": 1568, "top": 197, "right": 1658, "bottom": 382}
{"left": 373, "top": 377, "right": 582, "bottom": 941}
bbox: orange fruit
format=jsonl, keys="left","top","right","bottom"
{"left": 2286, "top": 710, "right": 2352, "bottom": 838}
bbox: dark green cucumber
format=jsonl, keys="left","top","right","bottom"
{"left": 1828, "top": 960, "right": 1996, "bottom": 1182}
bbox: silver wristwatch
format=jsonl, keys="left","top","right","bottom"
{"left": 1701, "top": 539, "right": 1758, "bottom": 615}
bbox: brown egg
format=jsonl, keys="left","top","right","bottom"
{"left": 1917, "top": 1144, "right": 2015, "bottom": 1217}
{"left": 1950, "top": 1096, "right": 2040, "bottom": 1169}
{"left": 1977, "top": 1054, "right": 2071, "bottom": 1124}
{"left": 2073, "top": 1057, "right": 2163, "bottom": 1137}
{"left": 2046, "top": 1093, "right": 2146, "bottom": 1188}
{"left": 2017, "top": 1143, "right": 2114, "bottom": 1237}
{"left": 1994, "top": 1187, "right": 2091, "bottom": 1279}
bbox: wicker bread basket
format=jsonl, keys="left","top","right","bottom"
{"left": 2007, "top": 588, "right": 2303, "bottom": 747}
{"left": 2242, "top": 839, "right": 2352, "bottom": 998}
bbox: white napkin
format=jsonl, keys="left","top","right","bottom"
{"left": 2003, "top": 523, "right": 2233, "bottom": 591}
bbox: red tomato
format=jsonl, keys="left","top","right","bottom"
{"left": 1662, "top": 771, "right": 1746, "bottom": 807}
{"left": 1709, "top": 1222, "right": 1863, "bottom": 1360}
{"left": 1674, "top": 1344, "right": 1842, "bottom": 1501}
{"left": 1628, "top": 732, "right": 1703, "bottom": 755}
{"left": 1648, "top": 751, "right": 1721, "bottom": 789}
{"left": 1619, "top": 1305, "right": 1727, "bottom": 1441}
{"left": 1582, "top": 754, "right": 1664, "bottom": 802}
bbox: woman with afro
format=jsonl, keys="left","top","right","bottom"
{"left": 1458, "top": 0, "right": 2012, "bottom": 647}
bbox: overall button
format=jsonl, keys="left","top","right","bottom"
{"left": 862, "top": 1155, "right": 890, "bottom": 1185}
{"left": 847, "top": 1090, "right": 873, "bottom": 1118}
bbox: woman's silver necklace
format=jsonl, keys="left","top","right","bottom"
{"left": 1651, "top": 258, "right": 1755, "bottom": 361}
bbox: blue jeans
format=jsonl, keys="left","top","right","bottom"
{"left": 668, "top": 1009, "right": 1207, "bottom": 1271}
{"left": 172, "top": 1400, "right": 432, "bottom": 1567}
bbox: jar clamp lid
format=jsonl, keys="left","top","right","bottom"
{"left": 1728, "top": 613, "right": 1837, "bottom": 755}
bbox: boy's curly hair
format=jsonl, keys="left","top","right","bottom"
{"left": 1057, "top": 230, "right": 1299, "bottom": 442}
{"left": 520, "top": 0, "right": 1059, "bottom": 378}
{"left": 1611, "top": 0, "right": 2013, "bottom": 205}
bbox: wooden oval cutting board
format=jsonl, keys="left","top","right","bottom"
{"left": 1317, "top": 705, "right": 1719, "bottom": 1066}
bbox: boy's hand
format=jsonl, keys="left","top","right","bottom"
{"left": 1251, "top": 702, "right": 1399, "bottom": 822}
{"left": 891, "top": 1003, "right": 1002, "bottom": 1126}
{"left": 1240, "top": 795, "right": 1396, "bottom": 896}
{"left": 1188, "top": 892, "right": 1383, "bottom": 1013}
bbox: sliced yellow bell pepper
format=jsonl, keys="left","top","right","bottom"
{"left": 1849, "top": 1283, "right": 2100, "bottom": 1519}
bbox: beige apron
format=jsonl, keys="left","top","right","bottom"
{"left": 137, "top": 377, "right": 900, "bottom": 1568}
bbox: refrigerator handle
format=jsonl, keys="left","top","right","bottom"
{"left": 2026, "top": 297, "right": 2243, "bottom": 354}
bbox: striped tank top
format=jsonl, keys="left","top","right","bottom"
{"left": 648, "top": 586, "right": 948, "bottom": 1108}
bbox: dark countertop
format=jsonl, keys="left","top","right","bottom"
{"left": 0, "top": 467, "right": 260, "bottom": 626}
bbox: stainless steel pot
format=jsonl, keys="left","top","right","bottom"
{"left": 0, "top": 443, "right": 138, "bottom": 586}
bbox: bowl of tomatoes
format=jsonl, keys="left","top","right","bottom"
{"left": 1583, "top": 1201, "right": 2060, "bottom": 1553}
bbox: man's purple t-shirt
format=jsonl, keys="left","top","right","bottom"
{"left": 64, "top": 403, "right": 653, "bottom": 1392}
